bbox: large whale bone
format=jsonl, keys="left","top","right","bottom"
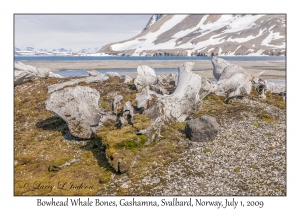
{"left": 216, "top": 64, "right": 265, "bottom": 101}
{"left": 136, "top": 62, "right": 202, "bottom": 143}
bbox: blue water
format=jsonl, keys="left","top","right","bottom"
{"left": 14, "top": 56, "right": 285, "bottom": 62}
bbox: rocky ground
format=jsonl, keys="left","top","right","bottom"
{"left": 99, "top": 95, "right": 286, "bottom": 196}
{"left": 14, "top": 75, "right": 286, "bottom": 196}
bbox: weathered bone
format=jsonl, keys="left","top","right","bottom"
{"left": 45, "top": 86, "right": 101, "bottom": 139}
{"left": 48, "top": 74, "right": 109, "bottom": 93}
{"left": 134, "top": 65, "right": 158, "bottom": 90}
{"left": 211, "top": 56, "right": 231, "bottom": 80}
{"left": 136, "top": 62, "right": 202, "bottom": 143}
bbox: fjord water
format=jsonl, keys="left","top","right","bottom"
{"left": 56, "top": 68, "right": 179, "bottom": 77}
{"left": 14, "top": 56, "right": 286, "bottom": 62}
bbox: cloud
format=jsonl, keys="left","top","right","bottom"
{"left": 14, "top": 14, "right": 152, "bottom": 52}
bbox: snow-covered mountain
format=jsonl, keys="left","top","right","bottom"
{"left": 78, "top": 47, "right": 101, "bottom": 54}
{"left": 98, "top": 14, "right": 286, "bottom": 56}
{"left": 15, "top": 47, "right": 101, "bottom": 54}
{"left": 142, "top": 14, "right": 163, "bottom": 32}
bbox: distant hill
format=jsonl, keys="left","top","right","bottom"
{"left": 98, "top": 14, "right": 286, "bottom": 56}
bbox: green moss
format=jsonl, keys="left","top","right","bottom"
{"left": 15, "top": 154, "right": 34, "bottom": 165}
{"left": 138, "top": 135, "right": 147, "bottom": 145}
{"left": 101, "top": 101, "right": 109, "bottom": 109}
{"left": 53, "top": 157, "right": 71, "bottom": 167}
{"left": 257, "top": 113, "right": 277, "bottom": 123}
{"left": 98, "top": 174, "right": 111, "bottom": 184}
{"left": 251, "top": 164, "right": 258, "bottom": 169}
{"left": 234, "top": 167, "right": 241, "bottom": 173}
{"left": 253, "top": 122, "right": 259, "bottom": 127}
{"left": 167, "top": 141, "right": 175, "bottom": 150}
{"left": 204, "top": 148, "right": 212, "bottom": 153}
{"left": 14, "top": 97, "right": 21, "bottom": 104}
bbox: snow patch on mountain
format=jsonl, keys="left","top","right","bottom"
{"left": 142, "top": 14, "right": 163, "bottom": 31}
{"left": 101, "top": 14, "right": 286, "bottom": 56}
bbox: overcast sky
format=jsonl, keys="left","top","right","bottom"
{"left": 14, "top": 14, "right": 152, "bottom": 52}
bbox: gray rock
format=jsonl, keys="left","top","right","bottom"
{"left": 48, "top": 74, "right": 109, "bottom": 93}
{"left": 45, "top": 86, "right": 101, "bottom": 139}
{"left": 120, "top": 75, "right": 133, "bottom": 83}
{"left": 88, "top": 70, "right": 100, "bottom": 76}
{"left": 14, "top": 70, "right": 36, "bottom": 86}
{"left": 185, "top": 115, "right": 220, "bottom": 142}
{"left": 134, "top": 65, "right": 158, "bottom": 90}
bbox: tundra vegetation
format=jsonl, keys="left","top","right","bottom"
{"left": 14, "top": 59, "right": 286, "bottom": 196}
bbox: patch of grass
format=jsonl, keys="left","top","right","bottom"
{"left": 101, "top": 101, "right": 109, "bottom": 109}
{"left": 234, "top": 167, "right": 241, "bottom": 173}
{"left": 251, "top": 164, "right": 258, "bottom": 169}
{"left": 204, "top": 148, "right": 212, "bottom": 153}
{"left": 14, "top": 97, "right": 21, "bottom": 104}
{"left": 52, "top": 156, "right": 72, "bottom": 167}
{"left": 265, "top": 91, "right": 286, "bottom": 109}
{"left": 132, "top": 114, "right": 152, "bottom": 131}
{"left": 167, "top": 141, "right": 176, "bottom": 150}
{"left": 257, "top": 113, "right": 277, "bottom": 123}
{"left": 160, "top": 120, "right": 188, "bottom": 142}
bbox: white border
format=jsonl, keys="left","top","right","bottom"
{"left": 3, "top": 0, "right": 297, "bottom": 209}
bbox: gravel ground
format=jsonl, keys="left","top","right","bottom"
{"left": 99, "top": 97, "right": 286, "bottom": 196}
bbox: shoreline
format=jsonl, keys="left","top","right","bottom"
{"left": 21, "top": 60, "right": 286, "bottom": 80}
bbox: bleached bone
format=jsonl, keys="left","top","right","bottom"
{"left": 46, "top": 86, "right": 101, "bottom": 139}
{"left": 48, "top": 74, "right": 109, "bottom": 93}
{"left": 136, "top": 62, "right": 202, "bottom": 143}
{"left": 134, "top": 65, "right": 158, "bottom": 90}
{"left": 212, "top": 58, "right": 264, "bottom": 99}
{"left": 15, "top": 61, "right": 49, "bottom": 78}
{"left": 211, "top": 56, "right": 231, "bottom": 80}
